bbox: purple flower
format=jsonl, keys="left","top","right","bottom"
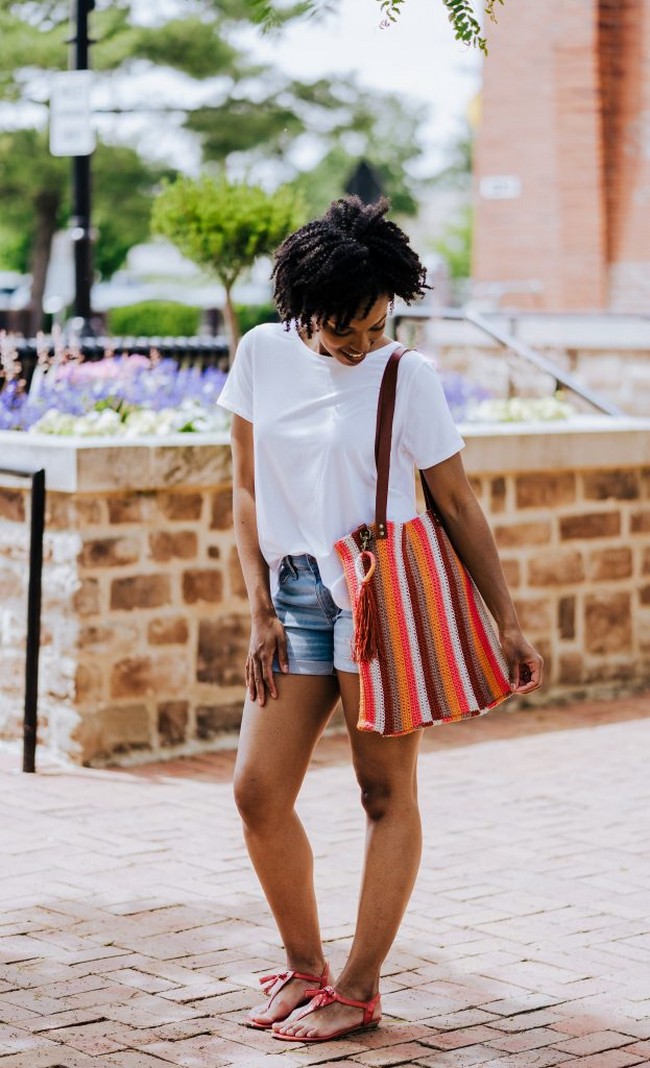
{"left": 2, "top": 345, "right": 487, "bottom": 431}
{"left": 0, "top": 351, "right": 228, "bottom": 432}
{"left": 439, "top": 371, "right": 492, "bottom": 421}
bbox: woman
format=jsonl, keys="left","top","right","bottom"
{"left": 217, "top": 196, "right": 543, "bottom": 1043}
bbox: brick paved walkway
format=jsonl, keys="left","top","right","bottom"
{"left": 1, "top": 693, "right": 650, "bottom": 1067}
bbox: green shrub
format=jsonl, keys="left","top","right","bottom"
{"left": 234, "top": 302, "right": 278, "bottom": 335}
{"left": 107, "top": 301, "right": 202, "bottom": 337}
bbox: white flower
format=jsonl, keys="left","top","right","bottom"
{"left": 79, "top": 409, "right": 123, "bottom": 435}
{"left": 27, "top": 399, "right": 229, "bottom": 437}
{"left": 29, "top": 409, "right": 78, "bottom": 435}
{"left": 466, "top": 394, "right": 575, "bottom": 423}
{"left": 122, "top": 409, "right": 166, "bottom": 436}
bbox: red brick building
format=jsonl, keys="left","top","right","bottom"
{"left": 473, "top": 0, "right": 650, "bottom": 311}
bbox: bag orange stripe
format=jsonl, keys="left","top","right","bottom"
{"left": 408, "top": 520, "right": 470, "bottom": 716}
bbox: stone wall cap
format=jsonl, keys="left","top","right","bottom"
{"left": 0, "top": 430, "right": 231, "bottom": 450}
{"left": 431, "top": 314, "right": 650, "bottom": 350}
{"left": 459, "top": 415, "right": 650, "bottom": 436}
{"left": 459, "top": 416, "right": 650, "bottom": 473}
{"left": 0, "top": 430, "right": 231, "bottom": 492}
{"left": 0, "top": 419, "right": 648, "bottom": 490}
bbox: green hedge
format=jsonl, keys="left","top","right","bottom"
{"left": 106, "top": 301, "right": 278, "bottom": 338}
{"left": 107, "top": 301, "right": 202, "bottom": 337}
{"left": 235, "top": 302, "right": 278, "bottom": 335}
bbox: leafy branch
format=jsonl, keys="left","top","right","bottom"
{"left": 377, "top": 0, "right": 503, "bottom": 53}
{"left": 251, "top": 0, "right": 336, "bottom": 32}
{"left": 377, "top": 0, "right": 406, "bottom": 25}
{"left": 254, "top": 0, "right": 504, "bottom": 53}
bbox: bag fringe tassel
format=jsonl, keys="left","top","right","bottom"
{"left": 353, "top": 552, "right": 380, "bottom": 662}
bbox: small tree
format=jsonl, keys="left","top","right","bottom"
{"left": 152, "top": 176, "right": 303, "bottom": 356}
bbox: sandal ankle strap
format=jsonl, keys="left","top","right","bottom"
{"left": 260, "top": 964, "right": 329, "bottom": 999}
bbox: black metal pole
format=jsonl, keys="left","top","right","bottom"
{"left": 70, "top": 0, "right": 95, "bottom": 335}
{"left": 23, "top": 470, "right": 46, "bottom": 773}
{"left": 0, "top": 467, "right": 46, "bottom": 773}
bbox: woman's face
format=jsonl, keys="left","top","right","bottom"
{"left": 316, "top": 295, "right": 391, "bottom": 367}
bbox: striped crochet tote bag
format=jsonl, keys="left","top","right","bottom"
{"left": 334, "top": 347, "right": 512, "bottom": 736}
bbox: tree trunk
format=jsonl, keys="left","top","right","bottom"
{"left": 29, "top": 191, "right": 60, "bottom": 336}
{"left": 222, "top": 285, "right": 240, "bottom": 367}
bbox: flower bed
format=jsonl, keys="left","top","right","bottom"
{"left": 463, "top": 393, "right": 575, "bottom": 423}
{"left": 0, "top": 333, "right": 228, "bottom": 436}
{"left": 1, "top": 331, "right": 580, "bottom": 436}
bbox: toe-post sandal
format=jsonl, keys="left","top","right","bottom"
{"left": 244, "top": 963, "right": 331, "bottom": 1030}
{"left": 271, "top": 983, "right": 382, "bottom": 1042}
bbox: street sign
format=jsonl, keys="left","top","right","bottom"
{"left": 479, "top": 175, "right": 522, "bottom": 199}
{"left": 49, "top": 70, "right": 95, "bottom": 157}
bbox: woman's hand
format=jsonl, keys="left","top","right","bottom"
{"left": 499, "top": 626, "right": 544, "bottom": 694}
{"left": 245, "top": 610, "right": 289, "bottom": 707}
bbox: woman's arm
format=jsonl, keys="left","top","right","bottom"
{"left": 422, "top": 452, "right": 543, "bottom": 694}
{"left": 231, "top": 414, "right": 288, "bottom": 706}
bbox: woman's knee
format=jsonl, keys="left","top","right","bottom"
{"left": 357, "top": 775, "right": 417, "bottom": 822}
{"left": 359, "top": 778, "right": 391, "bottom": 821}
{"left": 233, "top": 769, "right": 292, "bottom": 829}
{"left": 233, "top": 770, "right": 268, "bottom": 826}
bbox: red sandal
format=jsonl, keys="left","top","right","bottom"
{"left": 244, "top": 963, "right": 331, "bottom": 1030}
{"left": 271, "top": 984, "right": 382, "bottom": 1042}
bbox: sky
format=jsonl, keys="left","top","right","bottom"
{"left": 102, "top": 0, "right": 483, "bottom": 178}
{"left": 245, "top": 0, "right": 482, "bottom": 173}
{"left": 0, "top": 0, "right": 481, "bottom": 180}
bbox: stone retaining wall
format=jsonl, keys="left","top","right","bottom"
{"left": 1, "top": 420, "right": 649, "bottom": 765}
{"left": 0, "top": 435, "right": 249, "bottom": 765}
{"left": 466, "top": 456, "right": 650, "bottom": 696}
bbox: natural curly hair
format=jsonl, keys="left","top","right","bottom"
{"left": 271, "top": 195, "right": 428, "bottom": 336}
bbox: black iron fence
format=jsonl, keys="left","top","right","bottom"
{"left": 7, "top": 335, "right": 231, "bottom": 391}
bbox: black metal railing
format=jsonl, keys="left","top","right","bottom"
{"left": 461, "top": 309, "right": 623, "bottom": 417}
{"left": 0, "top": 467, "right": 46, "bottom": 773}
{"left": 392, "top": 307, "right": 624, "bottom": 417}
{"left": 8, "top": 335, "right": 231, "bottom": 390}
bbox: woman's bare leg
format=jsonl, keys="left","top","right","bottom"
{"left": 234, "top": 672, "right": 339, "bottom": 1024}
{"left": 274, "top": 670, "right": 422, "bottom": 1039}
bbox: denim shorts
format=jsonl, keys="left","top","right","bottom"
{"left": 272, "top": 555, "right": 358, "bottom": 676}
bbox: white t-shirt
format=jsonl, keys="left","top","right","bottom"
{"left": 218, "top": 322, "right": 464, "bottom": 609}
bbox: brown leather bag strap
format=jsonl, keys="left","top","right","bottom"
{"left": 374, "top": 345, "right": 406, "bottom": 538}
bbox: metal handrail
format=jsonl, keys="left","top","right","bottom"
{"left": 393, "top": 306, "right": 625, "bottom": 417}
{"left": 0, "top": 466, "right": 46, "bottom": 773}
{"left": 461, "top": 308, "right": 623, "bottom": 417}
